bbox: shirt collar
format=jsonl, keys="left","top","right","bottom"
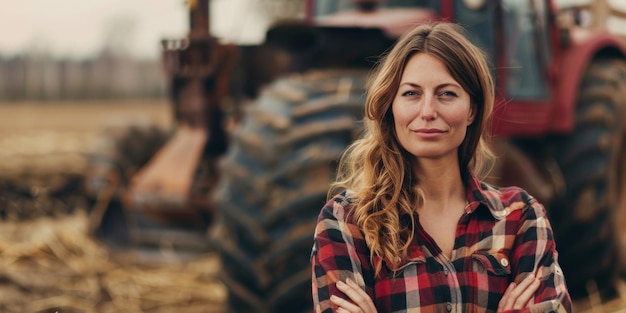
{"left": 464, "top": 172, "right": 512, "bottom": 220}
{"left": 377, "top": 172, "right": 522, "bottom": 272}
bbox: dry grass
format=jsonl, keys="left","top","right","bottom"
{"left": 0, "top": 211, "right": 226, "bottom": 313}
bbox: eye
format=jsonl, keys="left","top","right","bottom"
{"left": 440, "top": 91, "right": 458, "bottom": 98}
{"left": 401, "top": 90, "right": 419, "bottom": 97}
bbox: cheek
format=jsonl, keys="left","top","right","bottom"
{"left": 391, "top": 102, "right": 415, "bottom": 126}
{"left": 446, "top": 110, "right": 472, "bottom": 142}
{"left": 447, "top": 107, "right": 473, "bottom": 128}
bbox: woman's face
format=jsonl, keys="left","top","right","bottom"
{"left": 392, "top": 53, "right": 475, "bottom": 162}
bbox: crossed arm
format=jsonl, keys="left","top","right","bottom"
{"left": 312, "top": 198, "right": 572, "bottom": 313}
{"left": 331, "top": 274, "right": 541, "bottom": 313}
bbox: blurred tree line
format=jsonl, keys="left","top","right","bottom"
{"left": 0, "top": 14, "right": 166, "bottom": 102}
{"left": 0, "top": 52, "right": 165, "bottom": 101}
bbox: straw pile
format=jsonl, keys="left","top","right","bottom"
{"left": 0, "top": 211, "right": 226, "bottom": 313}
{"left": 0, "top": 102, "right": 225, "bottom": 312}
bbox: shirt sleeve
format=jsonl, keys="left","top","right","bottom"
{"left": 506, "top": 199, "right": 572, "bottom": 313}
{"left": 311, "top": 195, "right": 375, "bottom": 313}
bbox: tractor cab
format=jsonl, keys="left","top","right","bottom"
{"left": 312, "top": 0, "right": 495, "bottom": 52}
{"left": 308, "top": 0, "right": 555, "bottom": 136}
{"left": 500, "top": 0, "right": 553, "bottom": 101}
{"left": 311, "top": 0, "right": 621, "bottom": 139}
{"left": 313, "top": 0, "right": 439, "bottom": 37}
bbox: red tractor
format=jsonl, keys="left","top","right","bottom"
{"left": 84, "top": 0, "right": 626, "bottom": 312}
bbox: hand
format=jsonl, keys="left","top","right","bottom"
{"left": 497, "top": 273, "right": 541, "bottom": 312}
{"left": 330, "top": 278, "right": 378, "bottom": 313}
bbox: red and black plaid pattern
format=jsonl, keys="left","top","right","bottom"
{"left": 311, "top": 174, "right": 572, "bottom": 313}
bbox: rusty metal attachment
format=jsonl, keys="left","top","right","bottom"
{"left": 129, "top": 0, "right": 237, "bottom": 243}
{"left": 87, "top": 0, "right": 238, "bottom": 249}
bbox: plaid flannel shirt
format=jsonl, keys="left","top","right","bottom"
{"left": 311, "top": 174, "right": 572, "bottom": 313}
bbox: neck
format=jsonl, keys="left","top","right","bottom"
{"left": 413, "top": 157, "right": 466, "bottom": 213}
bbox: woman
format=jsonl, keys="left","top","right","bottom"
{"left": 311, "top": 23, "right": 571, "bottom": 313}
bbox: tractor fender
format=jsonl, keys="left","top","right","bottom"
{"left": 552, "top": 29, "right": 626, "bottom": 133}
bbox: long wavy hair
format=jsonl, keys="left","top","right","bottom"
{"left": 330, "top": 22, "right": 495, "bottom": 276}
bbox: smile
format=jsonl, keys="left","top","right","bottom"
{"left": 415, "top": 128, "right": 445, "bottom": 133}
{"left": 413, "top": 128, "right": 446, "bottom": 138}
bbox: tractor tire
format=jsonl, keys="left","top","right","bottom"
{"left": 549, "top": 58, "right": 626, "bottom": 300}
{"left": 84, "top": 119, "right": 169, "bottom": 246}
{"left": 209, "top": 70, "right": 367, "bottom": 313}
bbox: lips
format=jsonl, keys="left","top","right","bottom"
{"left": 414, "top": 128, "right": 445, "bottom": 133}
{"left": 413, "top": 128, "right": 446, "bottom": 139}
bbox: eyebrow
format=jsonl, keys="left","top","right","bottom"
{"left": 399, "top": 82, "right": 462, "bottom": 89}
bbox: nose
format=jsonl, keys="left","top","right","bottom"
{"left": 420, "top": 94, "right": 437, "bottom": 120}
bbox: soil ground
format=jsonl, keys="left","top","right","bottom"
{"left": 0, "top": 100, "right": 172, "bottom": 178}
{"left": 0, "top": 100, "right": 225, "bottom": 313}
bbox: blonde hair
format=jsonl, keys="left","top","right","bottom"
{"left": 330, "top": 22, "right": 495, "bottom": 276}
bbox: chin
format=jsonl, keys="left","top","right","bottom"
{"left": 410, "top": 151, "right": 446, "bottom": 159}
{"left": 408, "top": 148, "right": 457, "bottom": 160}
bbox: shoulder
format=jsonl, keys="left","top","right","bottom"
{"left": 315, "top": 190, "right": 367, "bottom": 244}
{"left": 318, "top": 190, "right": 358, "bottom": 223}
{"left": 475, "top": 180, "right": 546, "bottom": 220}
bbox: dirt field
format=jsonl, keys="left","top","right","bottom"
{"left": 0, "top": 100, "right": 225, "bottom": 313}
{"left": 0, "top": 100, "right": 172, "bottom": 178}
{"left": 0, "top": 100, "right": 174, "bottom": 220}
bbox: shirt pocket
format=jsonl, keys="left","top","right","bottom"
{"left": 470, "top": 251, "right": 512, "bottom": 311}
{"left": 471, "top": 251, "right": 511, "bottom": 276}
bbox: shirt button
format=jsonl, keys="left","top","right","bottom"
{"left": 500, "top": 258, "right": 509, "bottom": 267}
{"left": 446, "top": 302, "right": 452, "bottom": 312}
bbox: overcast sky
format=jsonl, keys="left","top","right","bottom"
{"left": 0, "top": 0, "right": 189, "bottom": 59}
{"left": 0, "top": 0, "right": 623, "bottom": 59}
{"left": 0, "top": 0, "right": 284, "bottom": 59}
